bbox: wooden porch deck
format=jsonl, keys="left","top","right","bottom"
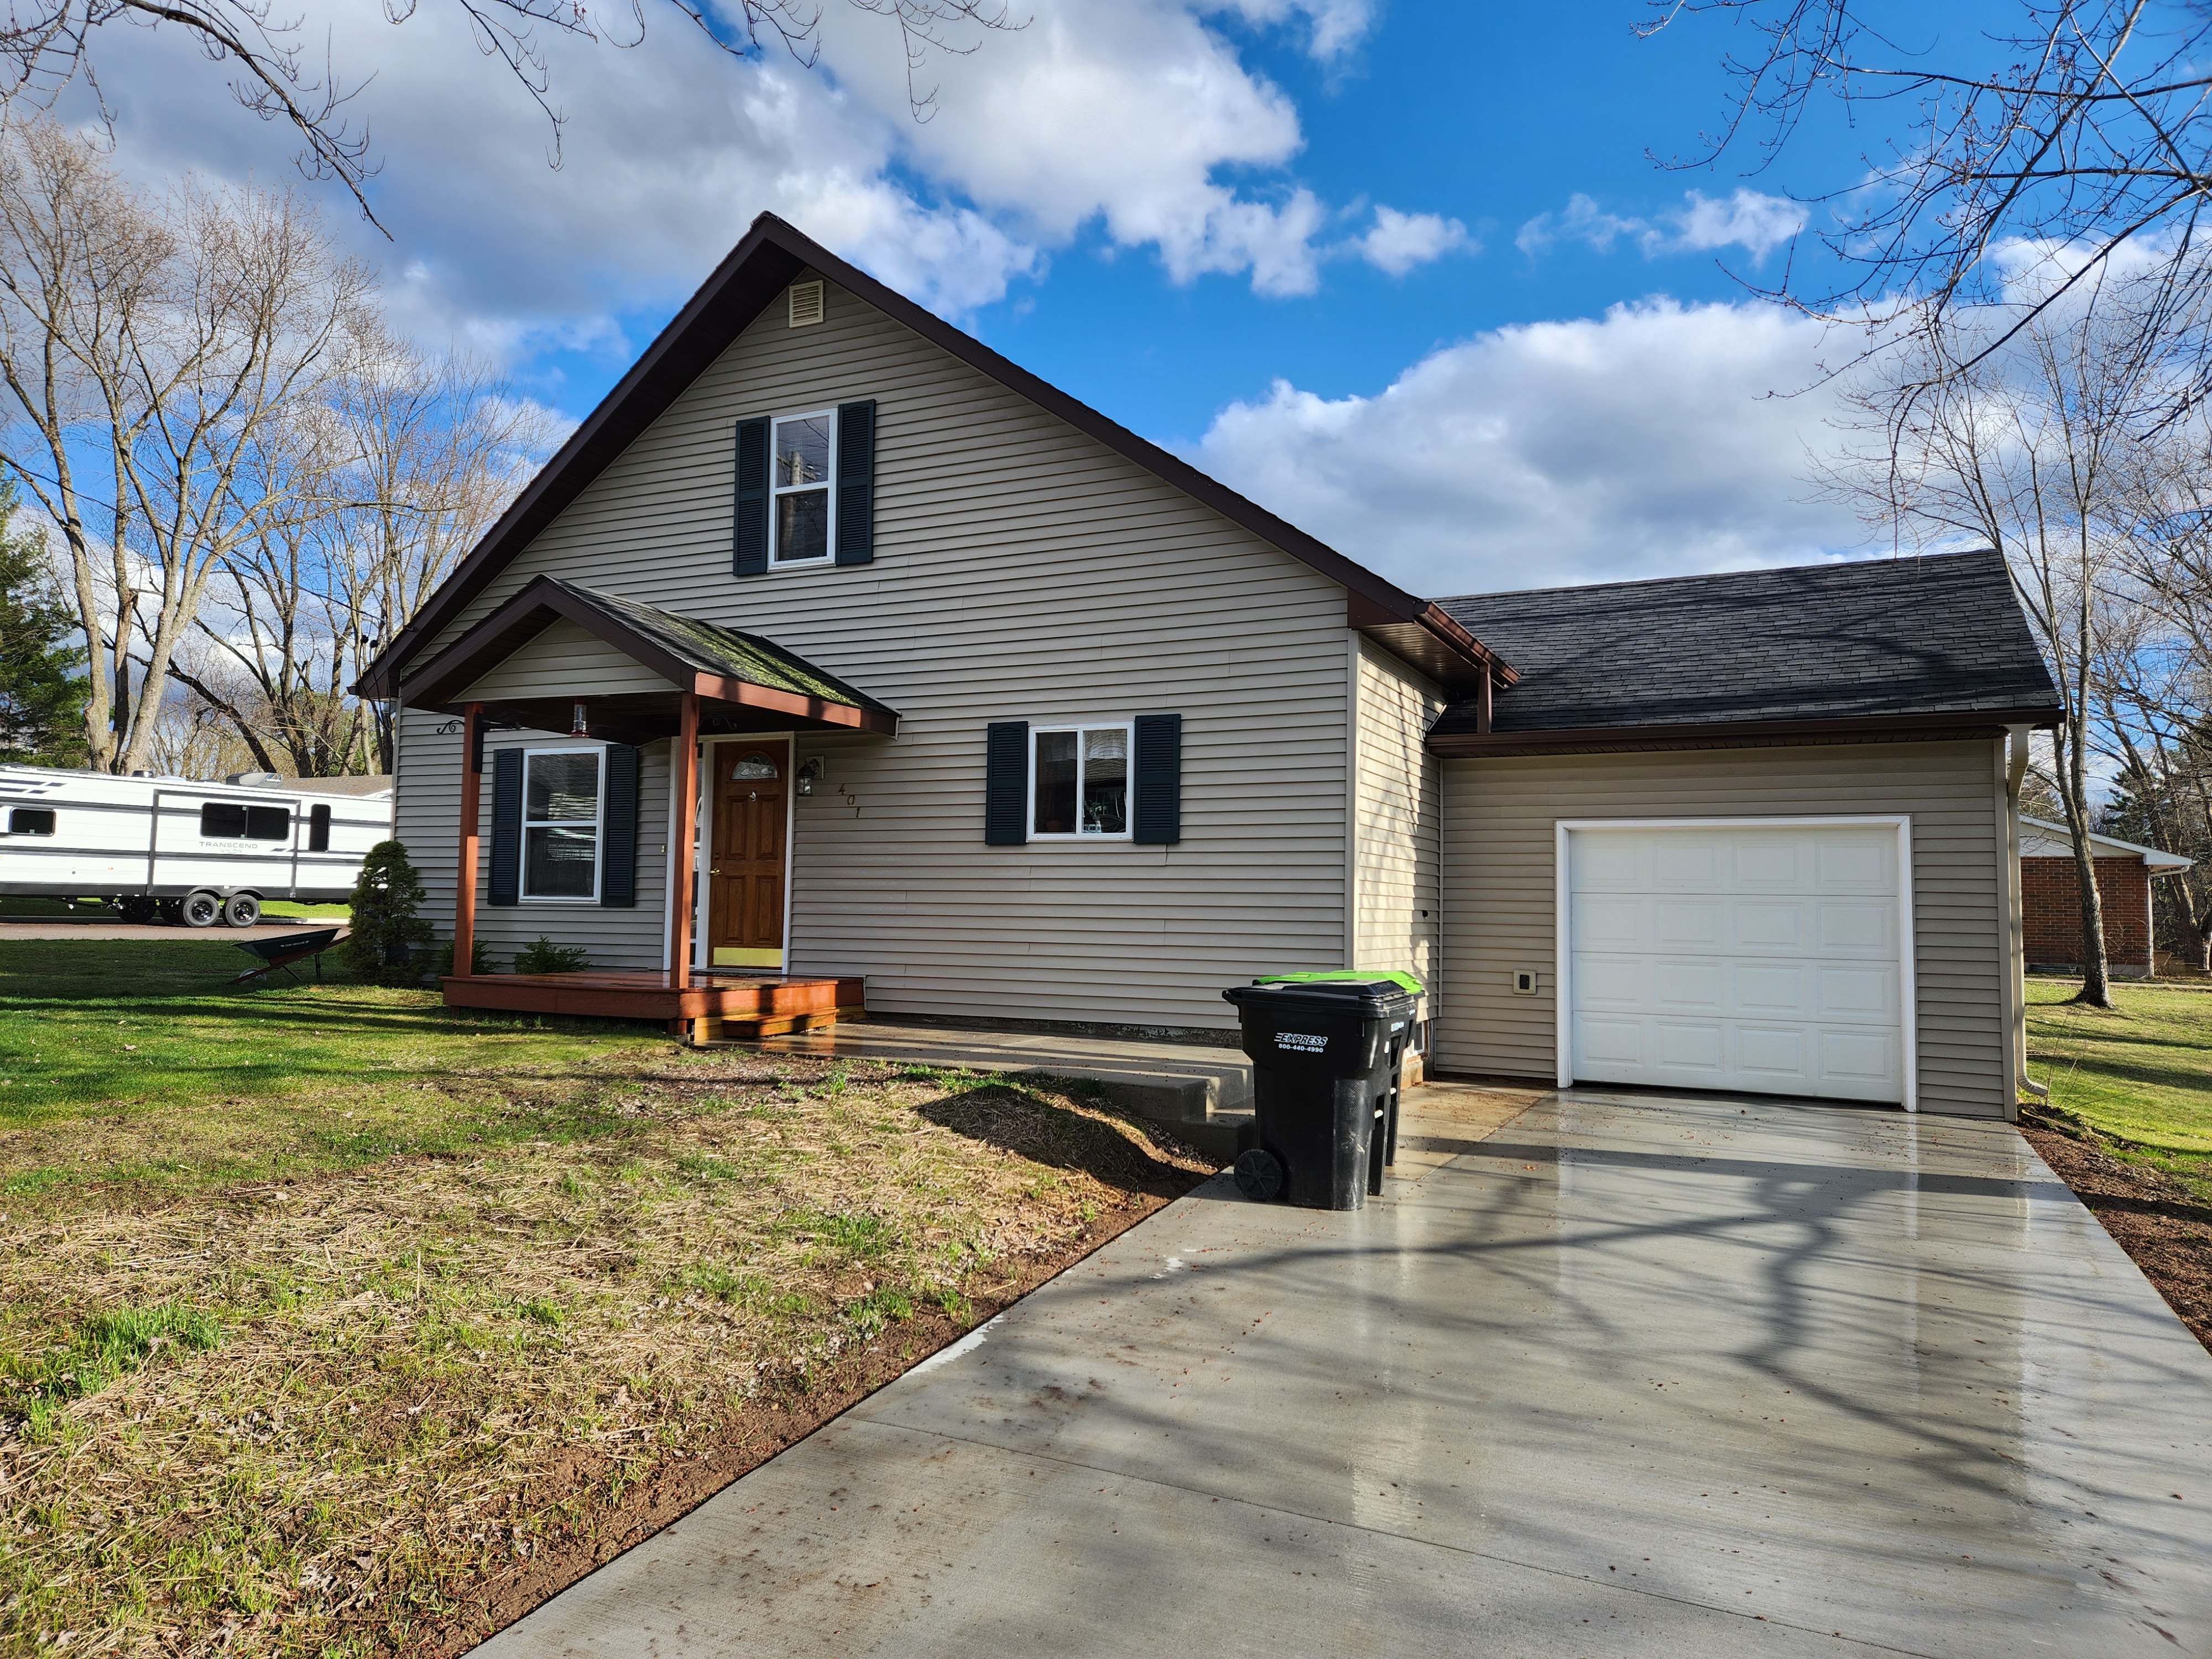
{"left": 441, "top": 971, "right": 864, "bottom": 1039}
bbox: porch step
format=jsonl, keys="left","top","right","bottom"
{"left": 753, "top": 1021, "right": 1254, "bottom": 1164}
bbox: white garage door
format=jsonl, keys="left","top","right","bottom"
{"left": 1564, "top": 822, "right": 1911, "bottom": 1105}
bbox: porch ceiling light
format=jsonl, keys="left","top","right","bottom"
{"left": 570, "top": 702, "right": 589, "bottom": 736}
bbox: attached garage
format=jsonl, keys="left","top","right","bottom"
{"left": 1420, "top": 552, "right": 2067, "bottom": 1121}
{"left": 1559, "top": 820, "right": 1912, "bottom": 1107}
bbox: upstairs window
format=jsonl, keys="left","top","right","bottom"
{"left": 1032, "top": 724, "right": 1129, "bottom": 838}
{"left": 773, "top": 411, "right": 835, "bottom": 564}
{"left": 523, "top": 749, "right": 602, "bottom": 900}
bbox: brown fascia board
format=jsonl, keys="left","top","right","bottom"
{"left": 401, "top": 577, "right": 692, "bottom": 707}
{"left": 356, "top": 213, "right": 1468, "bottom": 699}
{"left": 1345, "top": 595, "right": 1516, "bottom": 687}
{"left": 1428, "top": 707, "right": 2066, "bottom": 758}
{"left": 399, "top": 575, "right": 897, "bottom": 733}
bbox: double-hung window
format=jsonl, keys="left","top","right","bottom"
{"left": 1031, "top": 724, "right": 1130, "bottom": 838}
{"left": 523, "top": 748, "right": 602, "bottom": 900}
{"left": 772, "top": 411, "right": 836, "bottom": 565}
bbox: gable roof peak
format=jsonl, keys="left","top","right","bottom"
{"left": 357, "top": 212, "right": 1472, "bottom": 698}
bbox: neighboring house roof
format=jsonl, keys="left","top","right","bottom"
{"left": 355, "top": 214, "right": 1505, "bottom": 701}
{"left": 404, "top": 576, "right": 901, "bottom": 738}
{"left": 1427, "top": 550, "right": 2064, "bottom": 755}
{"left": 2020, "top": 816, "right": 2195, "bottom": 872}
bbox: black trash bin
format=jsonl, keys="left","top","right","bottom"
{"left": 1222, "top": 975, "right": 1421, "bottom": 1209}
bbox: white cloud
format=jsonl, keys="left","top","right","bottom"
{"left": 1518, "top": 189, "right": 1807, "bottom": 264}
{"left": 71, "top": 0, "right": 1426, "bottom": 353}
{"left": 1188, "top": 298, "right": 1877, "bottom": 596}
{"left": 1356, "top": 206, "right": 1472, "bottom": 275}
{"left": 1213, "top": 0, "right": 1377, "bottom": 61}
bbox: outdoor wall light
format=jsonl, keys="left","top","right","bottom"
{"left": 569, "top": 702, "right": 589, "bottom": 735}
{"left": 796, "top": 756, "right": 826, "bottom": 796}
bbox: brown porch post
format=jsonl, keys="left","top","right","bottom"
{"left": 454, "top": 701, "right": 483, "bottom": 978}
{"left": 672, "top": 691, "right": 701, "bottom": 984}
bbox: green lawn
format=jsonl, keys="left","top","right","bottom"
{"left": 0, "top": 938, "right": 682, "bottom": 1202}
{"left": 2026, "top": 975, "right": 2212, "bottom": 1197}
{"left": 0, "top": 938, "right": 1202, "bottom": 1655}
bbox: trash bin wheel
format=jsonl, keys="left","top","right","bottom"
{"left": 1233, "top": 1147, "right": 1284, "bottom": 1202}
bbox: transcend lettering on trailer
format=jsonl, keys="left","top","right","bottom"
{"left": 1276, "top": 1032, "right": 1328, "bottom": 1052}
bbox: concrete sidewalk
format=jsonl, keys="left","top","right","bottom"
{"left": 475, "top": 1089, "right": 2212, "bottom": 1657}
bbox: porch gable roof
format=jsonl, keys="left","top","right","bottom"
{"left": 401, "top": 575, "right": 899, "bottom": 735}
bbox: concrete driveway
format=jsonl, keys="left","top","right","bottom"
{"left": 477, "top": 1088, "right": 2212, "bottom": 1657}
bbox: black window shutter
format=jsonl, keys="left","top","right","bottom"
{"left": 600, "top": 744, "right": 641, "bottom": 907}
{"left": 488, "top": 748, "right": 523, "bottom": 905}
{"left": 1133, "top": 713, "right": 1182, "bottom": 845}
{"left": 733, "top": 416, "right": 770, "bottom": 576}
{"left": 836, "top": 399, "right": 877, "bottom": 565}
{"left": 984, "top": 721, "right": 1029, "bottom": 846}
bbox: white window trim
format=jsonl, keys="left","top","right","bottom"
{"left": 1027, "top": 721, "right": 1135, "bottom": 841}
{"left": 769, "top": 408, "right": 838, "bottom": 569}
{"left": 521, "top": 744, "right": 606, "bottom": 904}
{"left": 1551, "top": 816, "right": 1918, "bottom": 1112}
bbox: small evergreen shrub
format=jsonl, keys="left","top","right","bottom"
{"left": 513, "top": 935, "right": 588, "bottom": 974}
{"left": 432, "top": 937, "right": 497, "bottom": 977}
{"left": 342, "top": 839, "right": 434, "bottom": 986}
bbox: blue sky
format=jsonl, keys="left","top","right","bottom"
{"left": 80, "top": 0, "right": 1991, "bottom": 594}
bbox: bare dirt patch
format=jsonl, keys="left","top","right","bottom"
{"left": 0, "top": 1055, "right": 1213, "bottom": 1656}
{"left": 2022, "top": 1113, "right": 2212, "bottom": 1354}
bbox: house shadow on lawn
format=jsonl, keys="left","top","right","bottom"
{"left": 915, "top": 1079, "right": 1207, "bottom": 1201}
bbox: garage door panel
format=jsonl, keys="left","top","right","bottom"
{"left": 1573, "top": 954, "right": 1652, "bottom": 1010}
{"left": 1653, "top": 961, "right": 1724, "bottom": 1014}
{"left": 1815, "top": 964, "right": 1897, "bottom": 1021}
{"left": 1651, "top": 834, "right": 1722, "bottom": 887}
{"left": 1736, "top": 1024, "right": 1811, "bottom": 1082}
{"left": 1575, "top": 1018, "right": 1647, "bottom": 1069}
{"left": 1572, "top": 896, "right": 1646, "bottom": 950}
{"left": 1733, "top": 962, "right": 1807, "bottom": 1017}
{"left": 1731, "top": 900, "right": 1805, "bottom": 950}
{"left": 1814, "top": 833, "right": 1894, "bottom": 893}
{"left": 1572, "top": 836, "right": 1645, "bottom": 890}
{"left": 1730, "top": 834, "right": 1805, "bottom": 888}
{"left": 1567, "top": 824, "right": 1906, "bottom": 1106}
{"left": 1815, "top": 900, "right": 1893, "bottom": 953}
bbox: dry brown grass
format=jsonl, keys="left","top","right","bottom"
{"left": 0, "top": 1053, "right": 1208, "bottom": 1656}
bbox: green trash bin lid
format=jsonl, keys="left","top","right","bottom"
{"left": 1254, "top": 969, "right": 1424, "bottom": 997}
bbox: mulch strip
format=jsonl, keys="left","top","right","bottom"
{"left": 2021, "top": 1117, "right": 2212, "bottom": 1356}
{"left": 412, "top": 1177, "right": 1199, "bottom": 1656}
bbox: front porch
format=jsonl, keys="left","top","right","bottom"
{"left": 442, "top": 970, "right": 864, "bottom": 1039}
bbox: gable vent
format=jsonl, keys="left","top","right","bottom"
{"left": 788, "top": 280, "right": 825, "bottom": 328}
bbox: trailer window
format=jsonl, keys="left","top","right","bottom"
{"left": 247, "top": 805, "right": 290, "bottom": 841}
{"left": 200, "top": 802, "right": 248, "bottom": 838}
{"left": 309, "top": 803, "right": 331, "bottom": 851}
{"left": 7, "top": 806, "right": 55, "bottom": 836}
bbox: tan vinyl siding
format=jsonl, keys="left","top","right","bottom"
{"left": 394, "top": 276, "right": 1352, "bottom": 1023}
{"left": 394, "top": 710, "right": 672, "bottom": 971}
{"left": 1352, "top": 639, "right": 1441, "bottom": 994}
{"left": 463, "top": 619, "right": 675, "bottom": 699}
{"left": 1434, "top": 739, "right": 2012, "bottom": 1118}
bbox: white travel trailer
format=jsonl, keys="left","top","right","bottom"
{"left": 0, "top": 765, "right": 393, "bottom": 927}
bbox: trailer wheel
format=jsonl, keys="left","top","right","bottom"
{"left": 181, "top": 890, "right": 222, "bottom": 928}
{"left": 118, "top": 896, "right": 158, "bottom": 925}
{"left": 223, "top": 894, "right": 262, "bottom": 928}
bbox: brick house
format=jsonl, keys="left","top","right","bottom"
{"left": 2020, "top": 816, "right": 2193, "bottom": 977}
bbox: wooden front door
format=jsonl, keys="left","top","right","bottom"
{"left": 708, "top": 739, "right": 789, "bottom": 969}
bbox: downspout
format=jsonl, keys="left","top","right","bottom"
{"left": 2005, "top": 725, "right": 2048, "bottom": 1102}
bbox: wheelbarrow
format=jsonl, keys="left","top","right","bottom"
{"left": 229, "top": 927, "right": 343, "bottom": 985}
